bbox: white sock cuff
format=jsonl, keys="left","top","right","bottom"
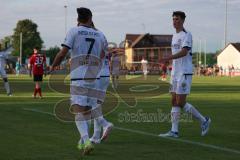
{"left": 183, "top": 103, "right": 192, "bottom": 112}
{"left": 96, "top": 116, "right": 104, "bottom": 121}
{"left": 171, "top": 106, "right": 181, "bottom": 113}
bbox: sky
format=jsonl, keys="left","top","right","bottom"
{"left": 0, "top": 0, "right": 240, "bottom": 52}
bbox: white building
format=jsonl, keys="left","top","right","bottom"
{"left": 217, "top": 43, "right": 240, "bottom": 76}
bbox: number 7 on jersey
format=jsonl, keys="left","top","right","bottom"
{"left": 85, "top": 38, "right": 95, "bottom": 55}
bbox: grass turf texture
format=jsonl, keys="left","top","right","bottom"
{"left": 0, "top": 75, "right": 240, "bottom": 160}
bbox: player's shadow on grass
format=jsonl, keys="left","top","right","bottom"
{"left": 48, "top": 70, "right": 70, "bottom": 94}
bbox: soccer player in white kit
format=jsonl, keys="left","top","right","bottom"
{"left": 50, "top": 8, "right": 107, "bottom": 155}
{"left": 141, "top": 57, "right": 148, "bottom": 79}
{"left": 159, "top": 11, "right": 211, "bottom": 138}
{"left": 0, "top": 45, "right": 12, "bottom": 96}
{"left": 110, "top": 51, "right": 121, "bottom": 89}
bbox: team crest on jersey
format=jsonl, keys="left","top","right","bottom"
{"left": 178, "top": 39, "right": 182, "bottom": 45}
{"left": 182, "top": 82, "right": 187, "bottom": 91}
{"left": 172, "top": 39, "right": 182, "bottom": 49}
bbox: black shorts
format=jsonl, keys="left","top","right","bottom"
{"left": 34, "top": 75, "right": 43, "bottom": 82}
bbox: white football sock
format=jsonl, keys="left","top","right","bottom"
{"left": 171, "top": 106, "right": 181, "bottom": 133}
{"left": 92, "top": 103, "right": 109, "bottom": 128}
{"left": 92, "top": 119, "right": 101, "bottom": 139}
{"left": 96, "top": 116, "right": 109, "bottom": 128}
{"left": 183, "top": 103, "right": 206, "bottom": 123}
{"left": 87, "top": 118, "right": 92, "bottom": 134}
{"left": 4, "top": 82, "right": 11, "bottom": 94}
{"left": 75, "top": 113, "right": 89, "bottom": 144}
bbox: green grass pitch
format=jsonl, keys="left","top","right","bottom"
{"left": 0, "top": 75, "right": 240, "bottom": 160}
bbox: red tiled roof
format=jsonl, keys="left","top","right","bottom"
{"left": 125, "top": 34, "right": 141, "bottom": 43}
{"left": 231, "top": 43, "right": 240, "bottom": 52}
{"left": 125, "top": 33, "right": 172, "bottom": 48}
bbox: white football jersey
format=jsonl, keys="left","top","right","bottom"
{"left": 141, "top": 59, "right": 148, "bottom": 71}
{"left": 171, "top": 30, "right": 193, "bottom": 78}
{"left": 111, "top": 55, "right": 121, "bottom": 72}
{"left": 0, "top": 51, "right": 8, "bottom": 69}
{"left": 100, "top": 54, "right": 110, "bottom": 77}
{"left": 62, "top": 25, "right": 108, "bottom": 80}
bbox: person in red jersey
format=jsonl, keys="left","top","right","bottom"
{"left": 29, "top": 47, "right": 46, "bottom": 98}
{"left": 161, "top": 62, "right": 168, "bottom": 81}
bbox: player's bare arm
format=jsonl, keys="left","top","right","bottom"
{"left": 160, "top": 47, "right": 189, "bottom": 62}
{"left": 50, "top": 46, "right": 69, "bottom": 71}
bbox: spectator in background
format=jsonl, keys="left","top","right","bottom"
{"left": 214, "top": 65, "right": 219, "bottom": 77}
{"left": 220, "top": 66, "right": 223, "bottom": 76}
{"left": 224, "top": 67, "right": 227, "bottom": 76}
{"left": 15, "top": 57, "right": 21, "bottom": 76}
{"left": 231, "top": 65, "right": 235, "bottom": 77}
{"left": 161, "top": 62, "right": 168, "bottom": 81}
{"left": 228, "top": 65, "right": 232, "bottom": 77}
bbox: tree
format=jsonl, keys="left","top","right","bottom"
{"left": 45, "top": 46, "right": 60, "bottom": 64}
{"left": 192, "top": 52, "right": 217, "bottom": 67}
{"left": 0, "top": 36, "right": 12, "bottom": 50}
{"left": 12, "top": 19, "right": 43, "bottom": 62}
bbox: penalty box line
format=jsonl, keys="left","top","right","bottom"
{"left": 22, "top": 108, "right": 240, "bottom": 155}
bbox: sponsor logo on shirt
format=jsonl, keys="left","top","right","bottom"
{"left": 172, "top": 39, "right": 182, "bottom": 50}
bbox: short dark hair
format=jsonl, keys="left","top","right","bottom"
{"left": 34, "top": 46, "right": 40, "bottom": 50}
{"left": 77, "top": 7, "right": 92, "bottom": 23}
{"left": 172, "top": 11, "right": 186, "bottom": 20}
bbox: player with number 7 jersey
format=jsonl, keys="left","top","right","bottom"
{"left": 51, "top": 7, "right": 108, "bottom": 155}
{"left": 63, "top": 24, "right": 108, "bottom": 106}
{"left": 63, "top": 26, "right": 107, "bottom": 81}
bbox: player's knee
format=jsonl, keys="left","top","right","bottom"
{"left": 171, "top": 99, "right": 177, "bottom": 106}
{"left": 71, "top": 104, "right": 86, "bottom": 114}
{"left": 172, "top": 101, "right": 177, "bottom": 106}
{"left": 176, "top": 101, "right": 186, "bottom": 108}
{"left": 171, "top": 97, "right": 177, "bottom": 106}
{"left": 3, "top": 78, "right": 8, "bottom": 82}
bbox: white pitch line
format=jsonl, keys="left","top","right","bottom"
{"left": 0, "top": 102, "right": 57, "bottom": 105}
{"left": 114, "top": 127, "right": 240, "bottom": 155}
{"left": 22, "top": 108, "right": 240, "bottom": 155}
{"left": 23, "top": 108, "right": 56, "bottom": 116}
{"left": 0, "top": 95, "right": 67, "bottom": 98}
{"left": 2, "top": 94, "right": 67, "bottom": 99}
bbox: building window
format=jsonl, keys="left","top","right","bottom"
{"left": 153, "top": 49, "right": 159, "bottom": 62}
{"left": 146, "top": 49, "right": 151, "bottom": 60}
{"left": 134, "top": 49, "right": 144, "bottom": 61}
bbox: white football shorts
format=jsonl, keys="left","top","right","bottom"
{"left": 169, "top": 74, "right": 192, "bottom": 95}
{"left": 70, "top": 80, "right": 98, "bottom": 107}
